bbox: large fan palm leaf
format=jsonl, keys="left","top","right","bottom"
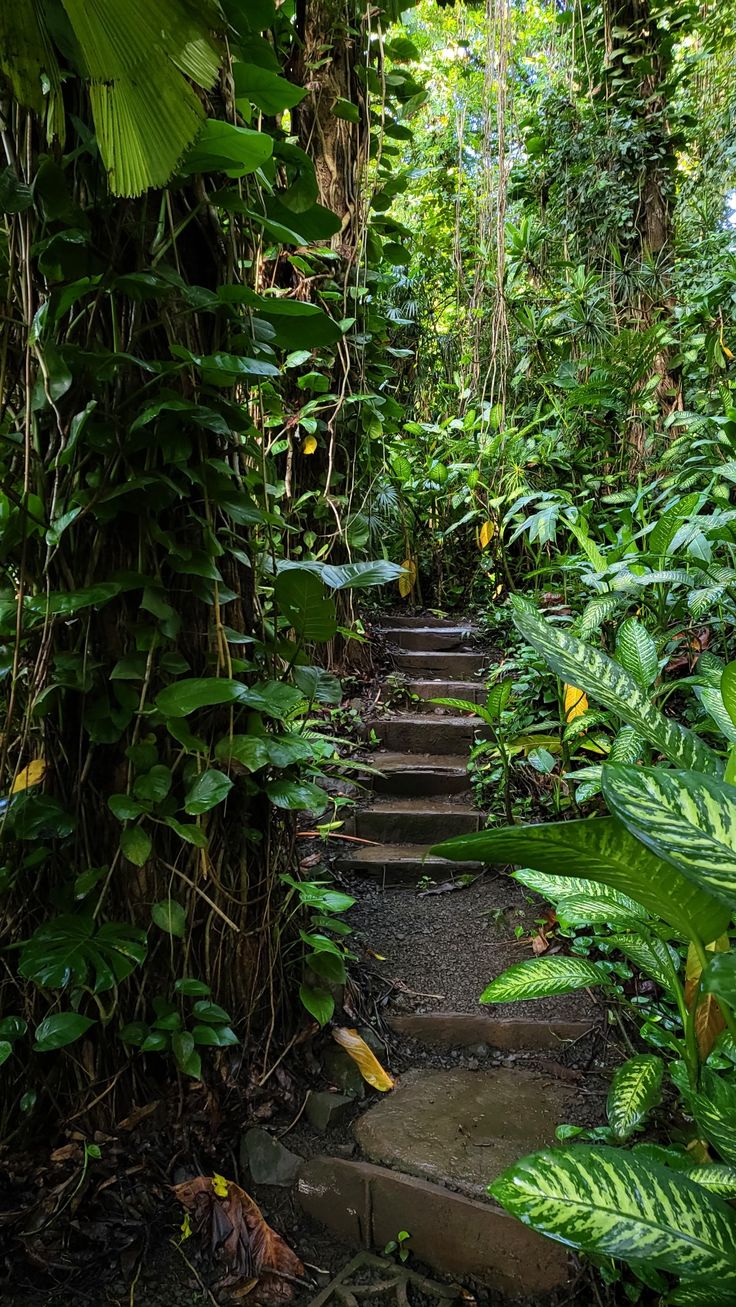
{"left": 1, "top": 0, "right": 227, "bottom": 196}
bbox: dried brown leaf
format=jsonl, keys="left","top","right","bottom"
{"left": 174, "top": 1175, "right": 304, "bottom": 1301}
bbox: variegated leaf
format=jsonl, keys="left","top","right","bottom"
{"left": 480, "top": 956, "right": 607, "bottom": 1004}
{"left": 685, "top": 937, "right": 729, "bottom": 1059}
{"left": 615, "top": 618, "right": 658, "bottom": 690}
{"left": 554, "top": 892, "right": 646, "bottom": 929}
{"left": 606, "top": 934, "right": 680, "bottom": 994}
{"left": 432, "top": 817, "right": 730, "bottom": 944}
{"left": 691, "top": 1069, "right": 736, "bottom": 1166}
{"left": 602, "top": 765, "right": 736, "bottom": 911}
{"left": 511, "top": 868, "right": 647, "bottom": 918}
{"left": 510, "top": 597, "right": 721, "bottom": 776}
{"left": 490, "top": 1146, "right": 736, "bottom": 1281}
{"left": 607, "top": 1055, "right": 664, "bottom": 1139}
{"left": 687, "top": 1165, "right": 736, "bottom": 1197}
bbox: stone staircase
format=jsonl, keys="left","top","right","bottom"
{"left": 296, "top": 615, "right": 597, "bottom": 1300}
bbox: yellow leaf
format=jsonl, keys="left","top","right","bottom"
{"left": 212, "top": 1172, "right": 229, "bottom": 1197}
{"left": 398, "top": 558, "right": 416, "bottom": 599}
{"left": 563, "top": 685, "right": 588, "bottom": 722}
{"left": 302, "top": 435, "right": 317, "bottom": 455}
{"left": 479, "top": 520, "right": 495, "bottom": 549}
{"left": 685, "top": 937, "right": 728, "bottom": 1059}
{"left": 332, "top": 1027, "right": 395, "bottom": 1091}
{"left": 180, "top": 1212, "right": 192, "bottom": 1242}
{"left": 11, "top": 759, "right": 46, "bottom": 794}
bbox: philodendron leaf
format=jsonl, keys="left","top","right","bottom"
{"left": 490, "top": 1146, "right": 736, "bottom": 1282}
{"left": 184, "top": 769, "right": 233, "bottom": 815}
{"left": 34, "top": 1012, "right": 95, "bottom": 1052}
{"left": 602, "top": 765, "right": 736, "bottom": 911}
{"left": 155, "top": 678, "right": 250, "bottom": 718}
{"left": 432, "top": 817, "right": 730, "bottom": 944}
{"left": 152, "top": 899, "right": 186, "bottom": 939}
{"left": 607, "top": 1055, "right": 664, "bottom": 1140}
{"left": 274, "top": 569, "right": 337, "bottom": 643}
{"left": 299, "top": 983, "right": 334, "bottom": 1026}
{"left": 481, "top": 956, "right": 608, "bottom": 1004}
{"left": 510, "top": 596, "right": 722, "bottom": 776}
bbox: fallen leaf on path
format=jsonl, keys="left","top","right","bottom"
{"left": 173, "top": 1174, "right": 304, "bottom": 1300}
{"left": 531, "top": 930, "right": 550, "bottom": 955}
{"left": 332, "top": 1027, "right": 395, "bottom": 1091}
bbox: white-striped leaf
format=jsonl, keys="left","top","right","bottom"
{"left": 671, "top": 1277, "right": 736, "bottom": 1305}
{"left": 481, "top": 956, "right": 607, "bottom": 1004}
{"left": 432, "top": 817, "right": 730, "bottom": 944}
{"left": 510, "top": 597, "right": 721, "bottom": 776}
{"left": 554, "top": 892, "right": 646, "bottom": 929}
{"left": 649, "top": 493, "right": 701, "bottom": 555}
{"left": 608, "top": 726, "right": 646, "bottom": 765}
{"left": 696, "top": 686, "right": 736, "bottom": 744}
{"left": 512, "top": 869, "right": 647, "bottom": 918}
{"left": 687, "top": 1165, "right": 736, "bottom": 1197}
{"left": 607, "top": 934, "right": 681, "bottom": 993}
{"left": 691, "top": 1069, "right": 736, "bottom": 1166}
{"left": 602, "top": 765, "right": 736, "bottom": 910}
{"left": 607, "top": 1055, "right": 664, "bottom": 1140}
{"left": 722, "top": 663, "right": 736, "bottom": 730}
{"left": 490, "top": 1146, "right": 736, "bottom": 1280}
{"left": 615, "top": 618, "right": 658, "bottom": 690}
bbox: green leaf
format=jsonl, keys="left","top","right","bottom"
{"left": 0, "top": 1016, "right": 27, "bottom": 1042}
{"left": 332, "top": 97, "right": 360, "bottom": 123}
{"left": 192, "top": 1000, "right": 231, "bottom": 1024}
{"left": 687, "top": 1165, "right": 736, "bottom": 1196}
{"left": 511, "top": 597, "right": 721, "bottom": 776}
{"left": 602, "top": 765, "right": 736, "bottom": 911}
{"left": 0, "top": 1041, "right": 12, "bottom": 1066}
{"left": 155, "top": 678, "right": 249, "bottom": 718}
{"left": 164, "top": 817, "right": 209, "bottom": 848}
{"left": 19, "top": 916, "right": 147, "bottom": 993}
{"left": 174, "top": 978, "right": 211, "bottom": 997}
{"left": 299, "top": 983, "right": 334, "bottom": 1025}
{"left": 432, "top": 817, "right": 730, "bottom": 944}
{"left": 274, "top": 569, "right": 337, "bottom": 642}
{"left": 554, "top": 891, "right": 647, "bottom": 929}
{"left": 266, "top": 780, "right": 329, "bottom": 813}
{"left": 480, "top": 956, "right": 608, "bottom": 1004}
{"left": 277, "top": 559, "right": 405, "bottom": 590}
{"left": 152, "top": 899, "right": 186, "bottom": 939}
{"left": 308, "top": 950, "right": 347, "bottom": 984}
{"left": 184, "top": 769, "right": 233, "bottom": 815}
{"left": 214, "top": 734, "right": 271, "bottom": 772}
{"left": 690, "top": 1068, "right": 736, "bottom": 1165}
{"left": 490, "top": 1146, "right": 736, "bottom": 1280}
{"left": 0, "top": 166, "right": 33, "bottom": 214}
{"left": 615, "top": 618, "right": 658, "bottom": 690}
{"left": 120, "top": 825, "right": 152, "bottom": 867}
{"left": 607, "top": 935, "right": 680, "bottom": 994}
{"left": 234, "top": 62, "right": 307, "bottom": 114}
{"left": 703, "top": 953, "right": 736, "bottom": 1006}
{"left": 108, "top": 794, "right": 147, "bottom": 821}
{"left": 134, "top": 765, "right": 173, "bottom": 803}
{"left": 722, "top": 663, "right": 736, "bottom": 730}
{"left": 182, "top": 119, "right": 273, "bottom": 177}
{"left": 34, "top": 1012, "right": 95, "bottom": 1052}
{"left": 293, "top": 666, "right": 343, "bottom": 705}
{"left": 650, "top": 493, "right": 700, "bottom": 555}
{"left": 607, "top": 1055, "right": 664, "bottom": 1140}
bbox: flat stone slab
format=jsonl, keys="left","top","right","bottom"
{"left": 298, "top": 1155, "right": 569, "bottom": 1296}
{"left": 354, "top": 1067, "right": 572, "bottom": 1197}
{"left": 388, "top": 1012, "right": 595, "bottom": 1051}
{"left": 371, "top": 715, "right": 479, "bottom": 754}
{"left": 394, "top": 651, "right": 488, "bottom": 678}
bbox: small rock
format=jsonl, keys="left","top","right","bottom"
{"left": 357, "top": 1025, "right": 388, "bottom": 1058}
{"left": 322, "top": 1046, "right": 365, "bottom": 1098}
{"left": 240, "top": 1127, "right": 302, "bottom": 1187}
{"left": 468, "top": 1043, "right": 490, "bottom": 1058}
{"left": 466, "top": 1057, "right": 479, "bottom": 1071}
{"left": 306, "top": 1091, "right": 355, "bottom": 1133}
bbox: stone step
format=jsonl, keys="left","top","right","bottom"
{"left": 388, "top": 1011, "right": 595, "bottom": 1051}
{"left": 376, "top": 614, "right": 463, "bottom": 628}
{"left": 370, "top": 714, "right": 479, "bottom": 754}
{"left": 407, "top": 679, "right": 487, "bottom": 706}
{"left": 349, "top": 797, "right": 481, "bottom": 843}
{"left": 371, "top": 752, "right": 471, "bottom": 796}
{"left": 354, "top": 1066, "right": 571, "bottom": 1201}
{"left": 298, "top": 1154, "right": 568, "bottom": 1297}
{"left": 393, "top": 650, "right": 487, "bottom": 678}
{"left": 382, "top": 626, "right": 475, "bottom": 652}
{"left": 334, "top": 842, "right": 481, "bottom": 883}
